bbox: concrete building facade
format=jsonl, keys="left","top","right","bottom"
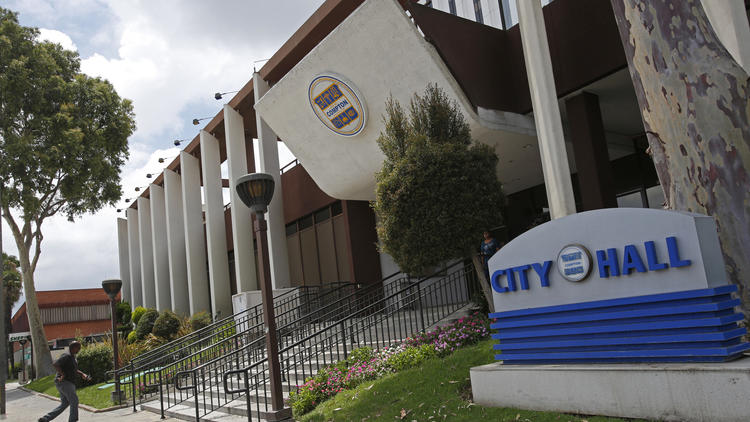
{"left": 116, "top": 0, "right": 750, "bottom": 317}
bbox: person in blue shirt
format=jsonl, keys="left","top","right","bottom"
{"left": 480, "top": 231, "right": 502, "bottom": 280}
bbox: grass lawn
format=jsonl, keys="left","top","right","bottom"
{"left": 301, "top": 339, "right": 649, "bottom": 422}
{"left": 25, "top": 375, "right": 116, "bottom": 409}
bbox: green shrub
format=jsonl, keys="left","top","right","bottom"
{"left": 152, "top": 310, "right": 181, "bottom": 339}
{"left": 385, "top": 344, "right": 437, "bottom": 372}
{"left": 117, "top": 301, "right": 132, "bottom": 326}
{"left": 373, "top": 84, "right": 504, "bottom": 276}
{"left": 347, "top": 347, "right": 374, "bottom": 364}
{"left": 126, "top": 330, "right": 137, "bottom": 344}
{"left": 75, "top": 342, "right": 113, "bottom": 388}
{"left": 135, "top": 309, "right": 159, "bottom": 340}
{"left": 189, "top": 311, "right": 212, "bottom": 332}
{"left": 131, "top": 306, "right": 147, "bottom": 326}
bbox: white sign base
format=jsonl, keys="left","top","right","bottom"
{"left": 471, "top": 357, "right": 750, "bottom": 422}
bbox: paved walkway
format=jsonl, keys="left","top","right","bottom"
{"left": 1, "top": 382, "right": 175, "bottom": 421}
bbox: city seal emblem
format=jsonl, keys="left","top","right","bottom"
{"left": 308, "top": 73, "right": 366, "bottom": 137}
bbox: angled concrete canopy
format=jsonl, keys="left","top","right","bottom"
{"left": 255, "top": 0, "right": 543, "bottom": 200}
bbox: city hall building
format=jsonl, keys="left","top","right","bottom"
{"left": 116, "top": 0, "right": 750, "bottom": 318}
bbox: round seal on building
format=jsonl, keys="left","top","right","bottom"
{"left": 308, "top": 73, "right": 366, "bottom": 137}
{"left": 557, "top": 244, "right": 592, "bottom": 282}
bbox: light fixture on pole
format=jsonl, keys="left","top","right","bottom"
{"left": 101, "top": 279, "right": 123, "bottom": 404}
{"left": 235, "top": 173, "right": 290, "bottom": 420}
{"left": 192, "top": 117, "right": 211, "bottom": 125}
{"left": 214, "top": 90, "right": 239, "bottom": 100}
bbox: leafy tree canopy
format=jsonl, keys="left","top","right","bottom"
{"left": 374, "top": 84, "right": 505, "bottom": 275}
{"left": 0, "top": 7, "right": 135, "bottom": 377}
{"left": 0, "top": 7, "right": 135, "bottom": 225}
{"left": 2, "top": 253, "right": 22, "bottom": 307}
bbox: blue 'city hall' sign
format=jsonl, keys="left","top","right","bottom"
{"left": 486, "top": 209, "right": 749, "bottom": 364}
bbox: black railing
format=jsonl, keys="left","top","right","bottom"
{"left": 117, "top": 282, "right": 357, "bottom": 411}
{"left": 210, "top": 262, "right": 477, "bottom": 421}
{"left": 167, "top": 272, "right": 410, "bottom": 418}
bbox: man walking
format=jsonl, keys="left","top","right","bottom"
{"left": 38, "top": 341, "right": 91, "bottom": 422}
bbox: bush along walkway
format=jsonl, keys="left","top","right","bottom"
{"left": 288, "top": 312, "right": 491, "bottom": 417}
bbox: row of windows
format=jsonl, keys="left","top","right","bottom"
{"left": 40, "top": 304, "right": 110, "bottom": 325}
{"left": 285, "top": 201, "right": 350, "bottom": 286}
{"left": 286, "top": 201, "right": 343, "bottom": 235}
{"left": 423, "top": 0, "right": 556, "bottom": 31}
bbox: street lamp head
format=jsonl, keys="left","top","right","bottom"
{"left": 101, "top": 279, "right": 123, "bottom": 300}
{"left": 236, "top": 173, "right": 275, "bottom": 213}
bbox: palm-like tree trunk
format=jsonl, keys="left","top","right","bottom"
{"left": 610, "top": 0, "right": 750, "bottom": 311}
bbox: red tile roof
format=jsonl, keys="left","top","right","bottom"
{"left": 11, "top": 288, "right": 121, "bottom": 325}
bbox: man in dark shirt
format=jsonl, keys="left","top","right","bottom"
{"left": 38, "top": 341, "right": 91, "bottom": 422}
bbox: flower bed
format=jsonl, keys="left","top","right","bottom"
{"left": 288, "top": 312, "right": 491, "bottom": 417}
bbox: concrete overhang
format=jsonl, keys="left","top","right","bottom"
{"left": 255, "top": 0, "right": 546, "bottom": 201}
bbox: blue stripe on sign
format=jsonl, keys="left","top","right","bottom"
{"left": 490, "top": 286, "right": 749, "bottom": 363}
{"left": 499, "top": 356, "right": 741, "bottom": 364}
{"left": 489, "top": 284, "right": 737, "bottom": 319}
{"left": 500, "top": 338, "right": 743, "bottom": 354}
{"left": 494, "top": 342, "right": 750, "bottom": 361}
{"left": 494, "top": 312, "right": 742, "bottom": 340}
{"left": 493, "top": 327, "right": 747, "bottom": 350}
{"left": 491, "top": 298, "right": 741, "bottom": 329}
{"left": 494, "top": 293, "right": 734, "bottom": 326}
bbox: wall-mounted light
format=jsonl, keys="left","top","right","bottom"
{"left": 192, "top": 117, "right": 211, "bottom": 125}
{"left": 146, "top": 173, "right": 153, "bottom": 178}
{"left": 174, "top": 139, "right": 188, "bottom": 146}
{"left": 214, "top": 90, "right": 239, "bottom": 100}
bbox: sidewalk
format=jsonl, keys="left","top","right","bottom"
{"left": 2, "top": 382, "right": 175, "bottom": 421}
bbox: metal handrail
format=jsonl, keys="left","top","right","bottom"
{"left": 172, "top": 272, "right": 406, "bottom": 378}
{"left": 222, "top": 262, "right": 474, "bottom": 407}
{"left": 118, "top": 283, "right": 336, "bottom": 412}
{"left": 128, "top": 287, "right": 301, "bottom": 368}
{"left": 165, "top": 271, "right": 411, "bottom": 416}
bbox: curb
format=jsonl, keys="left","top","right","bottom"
{"left": 17, "top": 386, "right": 131, "bottom": 413}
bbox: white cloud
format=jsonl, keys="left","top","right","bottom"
{"left": 37, "top": 28, "right": 78, "bottom": 51}
{"left": 4, "top": 0, "right": 320, "bottom": 311}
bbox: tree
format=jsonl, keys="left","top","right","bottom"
{"left": 0, "top": 8, "right": 136, "bottom": 377}
{"left": 2, "top": 253, "right": 21, "bottom": 377}
{"left": 609, "top": 0, "right": 750, "bottom": 311}
{"left": 373, "top": 84, "right": 504, "bottom": 311}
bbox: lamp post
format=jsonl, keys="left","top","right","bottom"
{"left": 18, "top": 339, "right": 26, "bottom": 384}
{"left": 235, "top": 173, "right": 289, "bottom": 419}
{"left": 101, "top": 279, "right": 123, "bottom": 404}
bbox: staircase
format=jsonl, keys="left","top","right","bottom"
{"left": 131, "top": 262, "right": 478, "bottom": 421}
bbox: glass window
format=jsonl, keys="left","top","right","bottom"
{"left": 285, "top": 222, "right": 298, "bottom": 236}
{"left": 299, "top": 214, "right": 314, "bottom": 230}
{"left": 448, "top": 0, "right": 457, "bottom": 15}
{"left": 331, "top": 201, "right": 343, "bottom": 216}
{"left": 314, "top": 207, "right": 331, "bottom": 223}
{"left": 647, "top": 185, "right": 666, "bottom": 209}
{"left": 616, "top": 190, "right": 644, "bottom": 208}
{"left": 474, "top": 0, "right": 484, "bottom": 23}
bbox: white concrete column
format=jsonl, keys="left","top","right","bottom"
{"left": 200, "top": 130, "right": 233, "bottom": 318}
{"left": 701, "top": 0, "right": 750, "bottom": 74}
{"left": 117, "top": 218, "right": 131, "bottom": 304}
{"left": 516, "top": 0, "right": 576, "bottom": 220}
{"left": 126, "top": 208, "right": 143, "bottom": 307}
{"left": 149, "top": 183, "right": 172, "bottom": 311}
{"left": 253, "top": 72, "right": 291, "bottom": 289}
{"left": 163, "top": 169, "right": 190, "bottom": 316}
{"left": 223, "top": 104, "right": 259, "bottom": 293}
{"left": 137, "top": 197, "right": 156, "bottom": 308}
{"left": 180, "top": 151, "right": 212, "bottom": 315}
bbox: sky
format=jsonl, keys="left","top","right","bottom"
{"left": 1, "top": 0, "right": 324, "bottom": 314}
